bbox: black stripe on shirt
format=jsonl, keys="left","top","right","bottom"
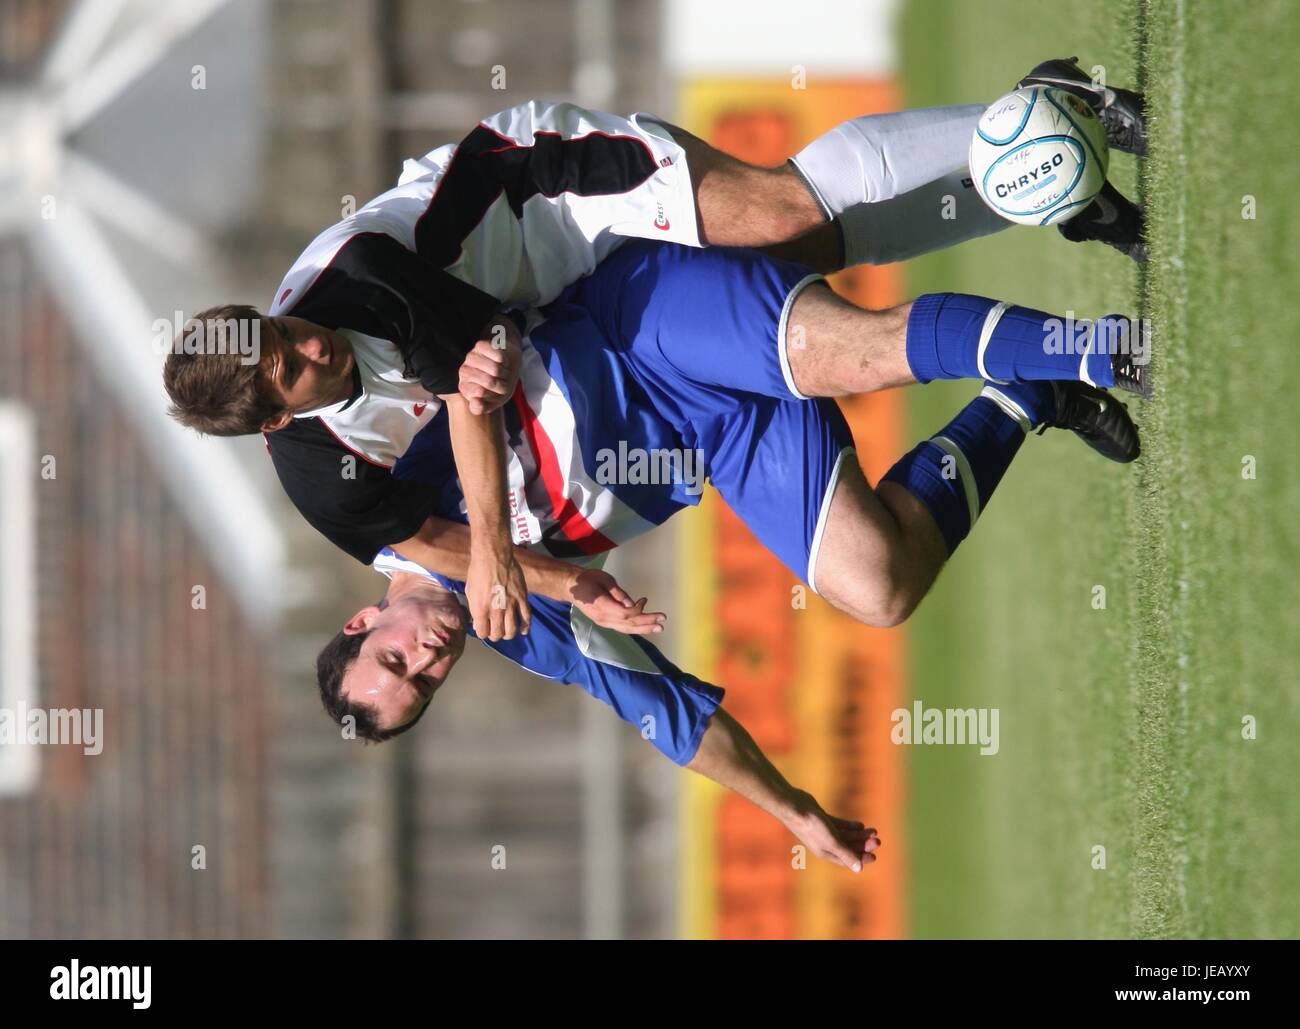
{"left": 413, "top": 123, "right": 662, "bottom": 268}
{"left": 265, "top": 416, "right": 437, "bottom": 565}
{"left": 284, "top": 231, "right": 500, "bottom": 396}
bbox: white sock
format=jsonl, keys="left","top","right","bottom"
{"left": 837, "top": 168, "right": 1011, "bottom": 267}
{"left": 791, "top": 104, "right": 987, "bottom": 215}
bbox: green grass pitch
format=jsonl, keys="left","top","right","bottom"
{"left": 898, "top": 0, "right": 1300, "bottom": 938}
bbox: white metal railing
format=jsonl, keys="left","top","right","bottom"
{"left": 0, "top": 401, "right": 38, "bottom": 794}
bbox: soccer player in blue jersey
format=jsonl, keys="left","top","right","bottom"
{"left": 303, "top": 239, "right": 1145, "bottom": 870}
{"left": 323, "top": 543, "right": 886, "bottom": 873}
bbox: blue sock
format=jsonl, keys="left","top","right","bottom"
{"left": 881, "top": 382, "right": 1051, "bottom": 554}
{"left": 906, "top": 293, "right": 1118, "bottom": 389}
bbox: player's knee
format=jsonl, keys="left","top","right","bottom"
{"left": 819, "top": 562, "right": 920, "bottom": 629}
{"left": 873, "top": 584, "right": 922, "bottom": 628}
{"left": 853, "top": 589, "right": 918, "bottom": 629}
{"left": 833, "top": 595, "right": 911, "bottom": 629}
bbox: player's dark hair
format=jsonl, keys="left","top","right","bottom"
{"left": 163, "top": 304, "right": 284, "bottom": 436}
{"left": 316, "top": 628, "right": 431, "bottom": 743}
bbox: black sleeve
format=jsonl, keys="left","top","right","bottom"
{"left": 288, "top": 231, "right": 501, "bottom": 396}
{"left": 266, "top": 418, "right": 438, "bottom": 564}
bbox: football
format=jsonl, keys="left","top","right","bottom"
{"left": 969, "top": 85, "right": 1110, "bottom": 225}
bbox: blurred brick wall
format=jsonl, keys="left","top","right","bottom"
{"left": 0, "top": 241, "right": 271, "bottom": 938}
{"left": 0, "top": 0, "right": 680, "bottom": 940}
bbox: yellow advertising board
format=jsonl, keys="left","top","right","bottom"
{"left": 677, "top": 79, "right": 907, "bottom": 939}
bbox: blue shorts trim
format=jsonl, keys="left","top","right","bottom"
{"left": 777, "top": 272, "right": 827, "bottom": 401}
{"left": 550, "top": 242, "right": 857, "bottom": 588}
{"left": 694, "top": 395, "right": 857, "bottom": 590}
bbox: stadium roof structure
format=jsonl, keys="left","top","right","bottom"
{"left": 0, "top": 0, "right": 283, "bottom": 624}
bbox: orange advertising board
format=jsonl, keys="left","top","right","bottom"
{"left": 677, "top": 80, "right": 907, "bottom": 939}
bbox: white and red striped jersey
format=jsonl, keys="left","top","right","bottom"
{"left": 265, "top": 101, "right": 704, "bottom": 562}
{"left": 268, "top": 304, "right": 698, "bottom": 565}
{"left": 267, "top": 101, "right": 698, "bottom": 396}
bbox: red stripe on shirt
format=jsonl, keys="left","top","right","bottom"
{"left": 511, "top": 386, "right": 615, "bottom": 555}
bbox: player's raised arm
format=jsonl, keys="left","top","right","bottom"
{"left": 686, "top": 708, "right": 882, "bottom": 873}
{"left": 442, "top": 313, "right": 532, "bottom": 641}
{"left": 487, "top": 601, "right": 874, "bottom": 872}
{"left": 391, "top": 517, "right": 667, "bottom": 637}
{"left": 444, "top": 396, "right": 529, "bottom": 640}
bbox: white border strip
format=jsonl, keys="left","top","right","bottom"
{"left": 976, "top": 300, "right": 1011, "bottom": 383}
{"left": 980, "top": 384, "right": 1033, "bottom": 433}
{"left": 777, "top": 273, "right": 827, "bottom": 401}
{"left": 1078, "top": 319, "right": 1098, "bottom": 387}
{"left": 665, "top": 0, "right": 899, "bottom": 77}
{"left": 0, "top": 403, "right": 38, "bottom": 794}
{"left": 807, "top": 446, "right": 855, "bottom": 595}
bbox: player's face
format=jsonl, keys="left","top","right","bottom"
{"left": 341, "top": 592, "right": 468, "bottom": 732}
{"left": 259, "top": 316, "right": 355, "bottom": 420}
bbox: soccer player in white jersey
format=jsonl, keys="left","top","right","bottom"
{"left": 164, "top": 59, "right": 1148, "bottom": 642}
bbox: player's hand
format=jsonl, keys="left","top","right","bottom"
{"left": 459, "top": 316, "right": 522, "bottom": 415}
{"left": 569, "top": 568, "right": 666, "bottom": 636}
{"left": 784, "top": 790, "right": 882, "bottom": 872}
{"left": 466, "top": 544, "right": 531, "bottom": 641}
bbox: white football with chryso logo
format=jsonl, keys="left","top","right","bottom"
{"left": 969, "top": 85, "right": 1110, "bottom": 226}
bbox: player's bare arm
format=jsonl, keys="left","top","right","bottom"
{"left": 443, "top": 395, "right": 531, "bottom": 641}
{"left": 443, "top": 313, "right": 531, "bottom": 641}
{"left": 391, "top": 515, "right": 666, "bottom": 637}
{"left": 686, "top": 707, "right": 882, "bottom": 872}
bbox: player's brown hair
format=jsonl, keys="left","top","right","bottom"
{"left": 163, "top": 304, "right": 282, "bottom": 436}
